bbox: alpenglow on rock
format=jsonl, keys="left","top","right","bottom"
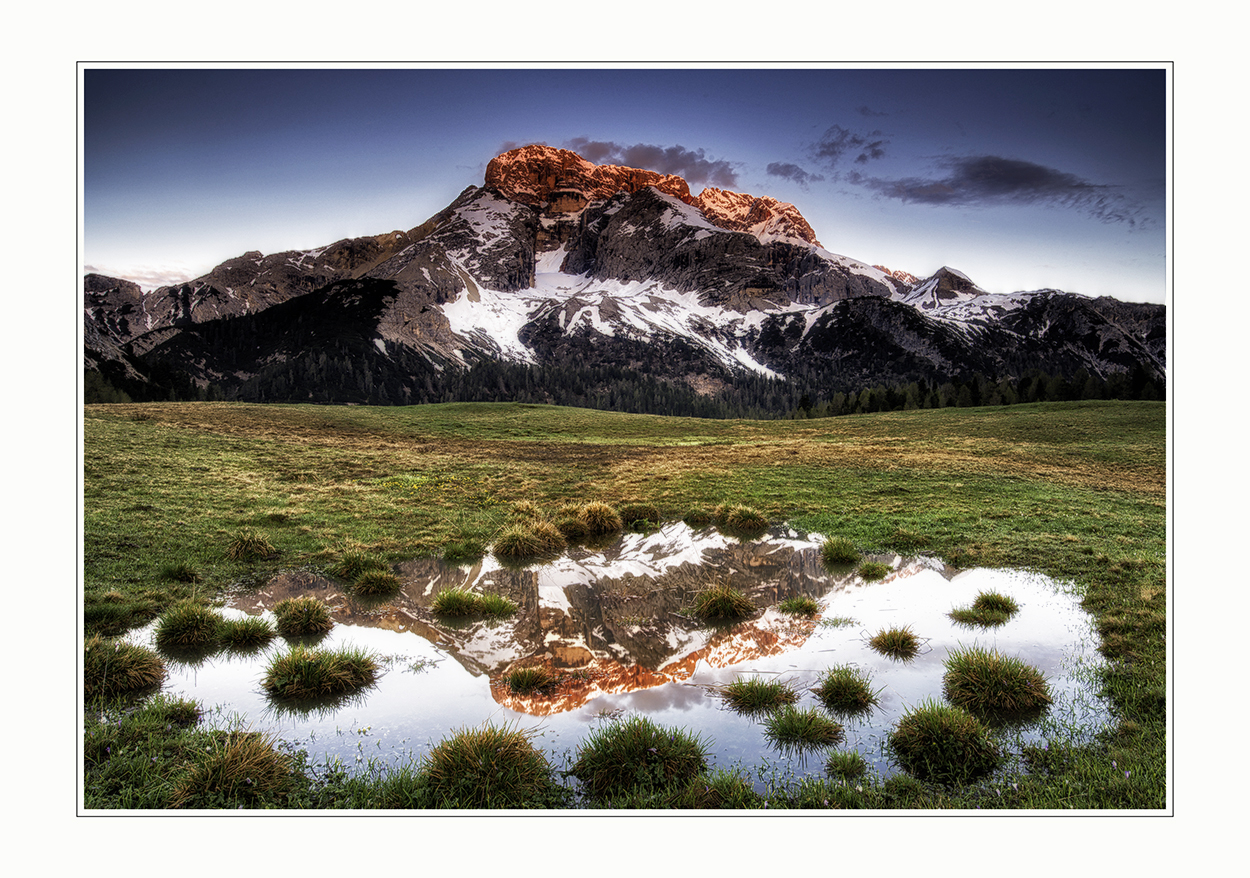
{"left": 83, "top": 143, "right": 1165, "bottom": 409}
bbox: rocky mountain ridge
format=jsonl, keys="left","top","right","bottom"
{"left": 84, "top": 144, "right": 1166, "bottom": 409}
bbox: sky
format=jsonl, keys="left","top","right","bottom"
{"left": 81, "top": 64, "right": 1169, "bottom": 304}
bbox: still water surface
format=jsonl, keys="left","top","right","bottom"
{"left": 129, "top": 524, "right": 1110, "bottom": 784}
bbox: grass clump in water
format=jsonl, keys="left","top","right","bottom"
{"left": 261, "top": 644, "right": 380, "bottom": 700}
{"left": 328, "top": 550, "right": 386, "bottom": 582}
{"left": 168, "top": 731, "right": 291, "bottom": 809}
{"left": 857, "top": 560, "right": 892, "bottom": 581}
{"left": 569, "top": 715, "right": 710, "bottom": 800}
{"left": 719, "top": 504, "right": 768, "bottom": 534}
{"left": 868, "top": 625, "right": 921, "bottom": 660}
{"left": 421, "top": 723, "right": 569, "bottom": 809}
{"left": 478, "top": 592, "right": 519, "bottom": 617}
{"left": 719, "top": 676, "right": 799, "bottom": 716}
{"left": 154, "top": 600, "right": 224, "bottom": 650}
{"left": 763, "top": 706, "right": 845, "bottom": 753}
{"left": 219, "top": 615, "right": 276, "bottom": 651}
{"left": 272, "top": 596, "right": 334, "bottom": 638}
{"left": 821, "top": 536, "right": 859, "bottom": 565}
{"left": 493, "top": 520, "right": 565, "bottom": 560}
{"left": 813, "top": 664, "right": 881, "bottom": 715}
{"left": 84, "top": 634, "right": 166, "bottom": 700}
{"left": 888, "top": 699, "right": 1001, "bottom": 786}
{"left": 949, "top": 591, "right": 1020, "bottom": 627}
{"left": 349, "top": 569, "right": 402, "bottom": 599}
{"left": 505, "top": 665, "right": 555, "bottom": 694}
{"left": 618, "top": 502, "right": 661, "bottom": 527}
{"left": 432, "top": 587, "right": 479, "bottom": 617}
{"left": 690, "top": 582, "right": 757, "bottom": 621}
{"left": 825, "top": 749, "right": 869, "bottom": 780}
{"left": 578, "top": 501, "right": 623, "bottom": 535}
{"left": 942, "top": 645, "right": 1052, "bottom": 719}
{"left": 778, "top": 595, "right": 820, "bottom": 616}
{"left": 227, "top": 529, "right": 275, "bottom": 561}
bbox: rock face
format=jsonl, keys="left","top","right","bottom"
{"left": 485, "top": 144, "right": 821, "bottom": 248}
{"left": 84, "top": 143, "right": 1166, "bottom": 407}
{"left": 485, "top": 144, "right": 694, "bottom": 210}
{"left": 693, "top": 187, "right": 821, "bottom": 247}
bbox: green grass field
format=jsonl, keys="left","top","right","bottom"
{"left": 82, "top": 398, "right": 1167, "bottom": 809}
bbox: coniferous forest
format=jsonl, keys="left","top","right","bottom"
{"left": 84, "top": 343, "right": 1165, "bottom": 420}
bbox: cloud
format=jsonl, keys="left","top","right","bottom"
{"left": 856, "top": 105, "right": 888, "bottom": 118}
{"left": 847, "top": 154, "right": 1152, "bottom": 226}
{"left": 766, "top": 162, "right": 825, "bottom": 188}
{"left": 811, "top": 125, "right": 889, "bottom": 168}
{"left": 563, "top": 137, "right": 738, "bottom": 188}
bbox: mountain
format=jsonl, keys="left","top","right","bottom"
{"left": 83, "top": 144, "right": 1166, "bottom": 412}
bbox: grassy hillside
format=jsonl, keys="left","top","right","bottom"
{"left": 82, "top": 399, "right": 1166, "bottom": 809}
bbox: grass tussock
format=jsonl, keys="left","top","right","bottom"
{"left": 868, "top": 625, "right": 921, "bottom": 660}
{"left": 949, "top": 591, "right": 1021, "bottom": 627}
{"left": 825, "top": 749, "right": 869, "bottom": 780}
{"left": 154, "top": 601, "right": 224, "bottom": 650}
{"left": 821, "top": 536, "right": 859, "bottom": 565}
{"left": 431, "top": 588, "right": 518, "bottom": 618}
{"left": 168, "top": 731, "right": 291, "bottom": 809}
{"left": 219, "top": 615, "right": 277, "bottom": 650}
{"left": 618, "top": 503, "right": 661, "bottom": 531}
{"left": 888, "top": 699, "right": 1001, "bottom": 786}
{"left": 777, "top": 595, "right": 820, "bottom": 616}
{"left": 719, "top": 676, "right": 800, "bottom": 716}
{"left": 942, "top": 645, "right": 1052, "bottom": 718}
{"left": 349, "top": 569, "right": 402, "bottom": 599}
{"left": 261, "top": 644, "right": 380, "bottom": 700}
{"left": 578, "top": 501, "right": 624, "bottom": 535}
{"left": 763, "top": 706, "right": 846, "bottom": 753}
{"left": 569, "top": 715, "right": 710, "bottom": 799}
{"left": 718, "top": 504, "right": 768, "bottom": 534}
{"left": 813, "top": 664, "right": 881, "bottom": 715}
{"left": 421, "top": 723, "right": 566, "bottom": 809}
{"left": 84, "top": 635, "right": 166, "bottom": 700}
{"left": 328, "top": 550, "right": 387, "bottom": 582}
{"left": 505, "top": 665, "right": 555, "bottom": 694}
{"left": 690, "top": 582, "right": 757, "bottom": 621}
{"left": 227, "top": 529, "right": 276, "bottom": 561}
{"left": 857, "top": 560, "right": 892, "bottom": 581}
{"left": 272, "top": 596, "right": 334, "bottom": 638}
{"left": 493, "top": 519, "right": 566, "bottom": 560}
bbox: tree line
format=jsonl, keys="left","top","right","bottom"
{"left": 84, "top": 350, "right": 1164, "bottom": 419}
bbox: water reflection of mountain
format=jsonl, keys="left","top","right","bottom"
{"left": 229, "top": 525, "right": 956, "bottom": 716}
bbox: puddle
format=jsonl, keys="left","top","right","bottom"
{"left": 126, "top": 524, "right": 1111, "bottom": 788}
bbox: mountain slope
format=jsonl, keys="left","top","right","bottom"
{"left": 84, "top": 143, "right": 1166, "bottom": 410}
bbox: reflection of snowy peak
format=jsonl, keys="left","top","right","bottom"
{"left": 84, "top": 144, "right": 1166, "bottom": 405}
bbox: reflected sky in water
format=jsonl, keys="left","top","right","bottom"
{"left": 124, "top": 524, "right": 1110, "bottom": 784}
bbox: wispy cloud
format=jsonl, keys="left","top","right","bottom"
{"left": 847, "top": 154, "right": 1152, "bottom": 226}
{"left": 811, "top": 125, "right": 889, "bottom": 168}
{"left": 766, "top": 162, "right": 825, "bottom": 189}
{"left": 563, "top": 137, "right": 738, "bottom": 188}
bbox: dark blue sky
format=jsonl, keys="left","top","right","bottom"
{"left": 82, "top": 64, "right": 1167, "bottom": 302}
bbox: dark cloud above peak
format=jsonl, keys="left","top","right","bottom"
{"left": 766, "top": 162, "right": 825, "bottom": 189}
{"left": 846, "top": 154, "right": 1153, "bottom": 227}
{"left": 810, "top": 124, "right": 889, "bottom": 169}
{"left": 563, "top": 137, "right": 738, "bottom": 188}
